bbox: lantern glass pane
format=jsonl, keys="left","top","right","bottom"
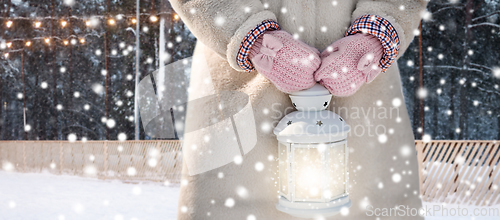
{"left": 327, "top": 142, "right": 346, "bottom": 200}
{"left": 293, "top": 145, "right": 324, "bottom": 201}
{"left": 279, "top": 142, "right": 289, "bottom": 198}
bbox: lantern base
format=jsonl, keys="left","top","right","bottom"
{"left": 276, "top": 195, "right": 351, "bottom": 218}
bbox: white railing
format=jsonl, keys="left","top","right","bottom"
{"left": 0, "top": 140, "right": 183, "bottom": 183}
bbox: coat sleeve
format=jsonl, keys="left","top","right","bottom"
{"left": 169, "top": 0, "right": 277, "bottom": 72}
{"left": 351, "top": 0, "right": 428, "bottom": 58}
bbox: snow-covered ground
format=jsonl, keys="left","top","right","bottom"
{"left": 1, "top": 171, "right": 499, "bottom": 220}
{"left": 0, "top": 171, "right": 179, "bottom": 220}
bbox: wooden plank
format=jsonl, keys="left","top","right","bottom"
{"left": 469, "top": 143, "right": 500, "bottom": 206}
{"left": 424, "top": 142, "right": 456, "bottom": 201}
{"left": 438, "top": 141, "right": 474, "bottom": 203}
{"left": 474, "top": 143, "right": 500, "bottom": 206}
{"left": 451, "top": 142, "right": 489, "bottom": 204}
{"left": 457, "top": 142, "right": 494, "bottom": 205}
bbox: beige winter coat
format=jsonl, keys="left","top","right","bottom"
{"left": 171, "top": 0, "right": 427, "bottom": 219}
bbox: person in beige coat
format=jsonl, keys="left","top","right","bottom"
{"left": 170, "top": 0, "right": 428, "bottom": 219}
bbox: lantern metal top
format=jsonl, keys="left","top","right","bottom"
{"left": 273, "top": 83, "right": 350, "bottom": 143}
{"left": 273, "top": 111, "right": 349, "bottom": 143}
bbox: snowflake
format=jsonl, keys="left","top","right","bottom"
{"left": 215, "top": 16, "right": 226, "bottom": 26}
{"left": 68, "top": 133, "right": 77, "bottom": 142}
{"left": 234, "top": 155, "right": 243, "bottom": 165}
{"left": 63, "top": 0, "right": 75, "bottom": 6}
{"left": 261, "top": 121, "right": 272, "bottom": 132}
{"left": 132, "top": 186, "right": 142, "bottom": 195}
{"left": 118, "top": 133, "right": 127, "bottom": 141}
{"left": 417, "top": 87, "right": 428, "bottom": 99}
{"left": 106, "top": 119, "right": 116, "bottom": 128}
{"left": 436, "top": 88, "right": 442, "bottom": 94}
{"left": 224, "top": 198, "right": 235, "bottom": 208}
{"left": 127, "top": 167, "right": 136, "bottom": 176}
{"left": 236, "top": 186, "right": 249, "bottom": 198}
{"left": 255, "top": 162, "right": 264, "bottom": 171}
{"left": 378, "top": 182, "right": 384, "bottom": 189}
{"left": 392, "top": 173, "right": 402, "bottom": 183}
{"left": 422, "top": 134, "right": 431, "bottom": 143}
{"left": 400, "top": 145, "right": 412, "bottom": 157}
{"left": 180, "top": 206, "right": 188, "bottom": 213}
{"left": 378, "top": 134, "right": 388, "bottom": 143}
{"left": 340, "top": 206, "right": 349, "bottom": 216}
{"left": 413, "top": 29, "right": 420, "bottom": 36}
{"left": 421, "top": 10, "right": 432, "bottom": 21}
{"left": 493, "top": 67, "right": 500, "bottom": 79}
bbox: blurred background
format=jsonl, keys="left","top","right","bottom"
{"left": 0, "top": 0, "right": 499, "bottom": 141}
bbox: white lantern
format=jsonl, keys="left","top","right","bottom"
{"left": 274, "top": 84, "right": 351, "bottom": 218}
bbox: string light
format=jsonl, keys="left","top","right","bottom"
{"left": 4, "top": 53, "right": 9, "bottom": 58}
{"left": 149, "top": 15, "right": 158, "bottom": 22}
{"left": 2, "top": 12, "right": 175, "bottom": 51}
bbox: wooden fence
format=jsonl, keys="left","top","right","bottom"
{"left": 0, "top": 140, "right": 183, "bottom": 183}
{"left": 416, "top": 140, "right": 500, "bottom": 206}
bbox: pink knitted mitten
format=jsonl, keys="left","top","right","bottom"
{"left": 314, "top": 34, "right": 384, "bottom": 97}
{"left": 249, "top": 30, "right": 321, "bottom": 93}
